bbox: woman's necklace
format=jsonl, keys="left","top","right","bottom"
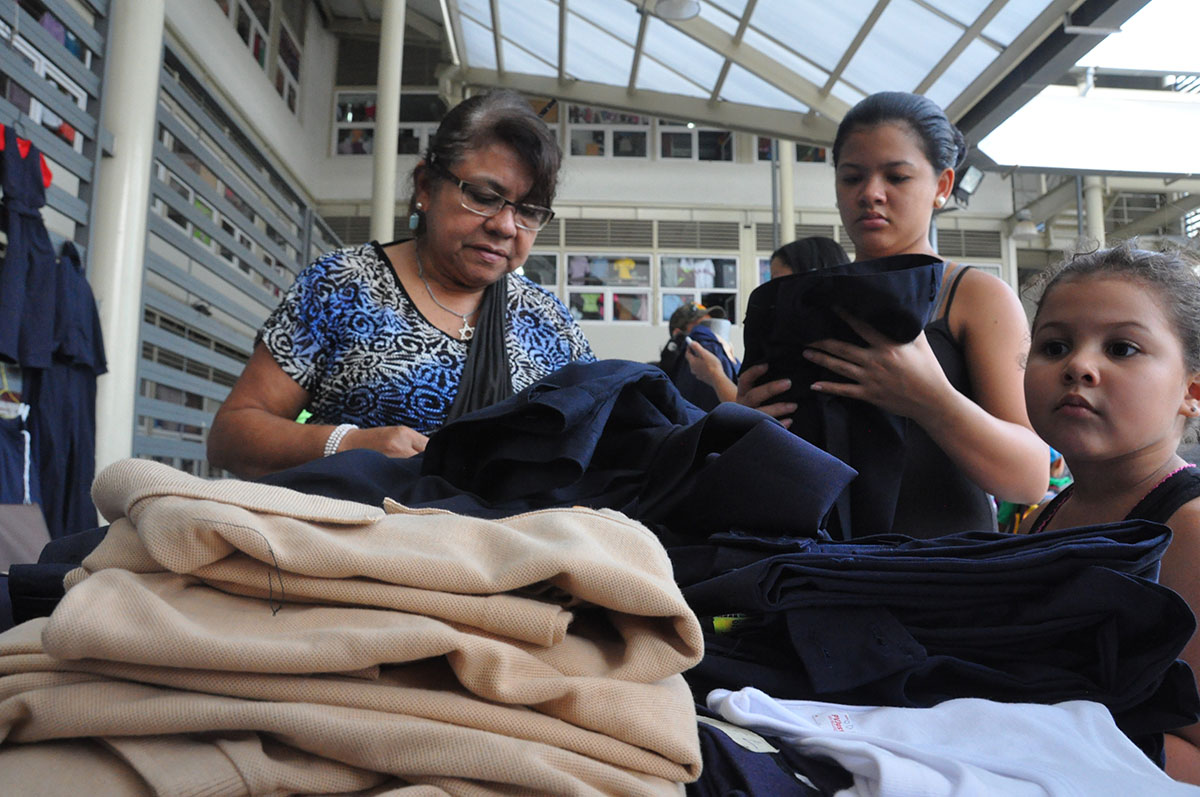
{"left": 414, "top": 246, "right": 480, "bottom": 341}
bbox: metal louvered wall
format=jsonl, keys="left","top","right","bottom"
{"left": 134, "top": 46, "right": 341, "bottom": 476}
{"left": 0, "top": 0, "right": 110, "bottom": 256}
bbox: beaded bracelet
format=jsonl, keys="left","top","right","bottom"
{"left": 323, "top": 423, "right": 358, "bottom": 457}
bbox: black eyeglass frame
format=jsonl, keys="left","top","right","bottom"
{"left": 428, "top": 158, "right": 555, "bottom": 232}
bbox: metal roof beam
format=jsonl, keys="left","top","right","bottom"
{"left": 557, "top": 0, "right": 567, "bottom": 82}
{"left": 490, "top": 0, "right": 504, "bottom": 76}
{"left": 455, "top": 67, "right": 839, "bottom": 142}
{"left": 711, "top": 0, "right": 757, "bottom": 102}
{"left": 1008, "top": 176, "right": 1078, "bottom": 225}
{"left": 629, "top": 2, "right": 650, "bottom": 94}
{"left": 915, "top": 0, "right": 1006, "bottom": 95}
{"left": 1110, "top": 193, "right": 1200, "bottom": 238}
{"left": 953, "top": 0, "right": 1153, "bottom": 141}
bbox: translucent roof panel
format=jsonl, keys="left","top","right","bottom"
{"left": 457, "top": 0, "right": 490, "bottom": 24}
{"left": 842, "top": 0, "right": 962, "bottom": 95}
{"left": 982, "top": 0, "right": 1049, "bottom": 48}
{"left": 698, "top": 0, "right": 740, "bottom": 35}
{"left": 721, "top": 63, "right": 809, "bottom": 113}
{"left": 707, "top": 0, "right": 749, "bottom": 16}
{"left": 641, "top": 17, "right": 725, "bottom": 92}
{"left": 501, "top": 39, "right": 557, "bottom": 78}
{"left": 460, "top": 14, "right": 497, "bottom": 71}
{"left": 564, "top": 12, "right": 634, "bottom": 86}
{"left": 635, "top": 55, "right": 711, "bottom": 99}
{"left": 496, "top": 0, "right": 559, "bottom": 69}
{"left": 924, "top": 39, "right": 998, "bottom": 109}
{"left": 749, "top": 0, "right": 880, "bottom": 73}
{"left": 741, "top": 28, "right": 831, "bottom": 90}
{"left": 570, "top": 0, "right": 641, "bottom": 46}
{"left": 828, "top": 80, "right": 866, "bottom": 107}
{"left": 922, "top": 0, "right": 996, "bottom": 28}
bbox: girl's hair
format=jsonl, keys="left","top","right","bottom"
{"left": 408, "top": 90, "right": 561, "bottom": 234}
{"left": 1030, "top": 240, "right": 1200, "bottom": 372}
{"left": 771, "top": 236, "right": 850, "bottom": 275}
{"left": 832, "top": 91, "right": 967, "bottom": 174}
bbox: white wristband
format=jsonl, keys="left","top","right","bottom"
{"left": 323, "top": 423, "right": 358, "bottom": 457}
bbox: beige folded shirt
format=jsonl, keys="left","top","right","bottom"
{"left": 0, "top": 459, "right": 703, "bottom": 795}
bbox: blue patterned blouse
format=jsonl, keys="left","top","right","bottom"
{"left": 259, "top": 242, "right": 595, "bottom": 433}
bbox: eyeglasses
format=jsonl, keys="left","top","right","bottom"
{"left": 430, "top": 160, "right": 554, "bottom": 232}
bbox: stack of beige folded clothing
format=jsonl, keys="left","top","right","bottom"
{"left": 0, "top": 459, "right": 704, "bottom": 796}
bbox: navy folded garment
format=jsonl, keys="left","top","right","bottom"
{"left": 672, "top": 522, "right": 1197, "bottom": 764}
{"left": 262, "top": 360, "right": 857, "bottom": 538}
{"left": 690, "top": 708, "right": 849, "bottom": 797}
{"left": 742, "top": 253, "right": 945, "bottom": 539}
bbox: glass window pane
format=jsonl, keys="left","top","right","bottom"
{"left": 570, "top": 129, "right": 605, "bottom": 157}
{"left": 566, "top": 11, "right": 634, "bottom": 85}
{"left": 337, "top": 128, "right": 373, "bottom": 155}
{"left": 698, "top": 130, "right": 732, "bottom": 161}
{"left": 613, "top": 293, "right": 648, "bottom": 322}
{"left": 520, "top": 253, "right": 558, "bottom": 286}
{"left": 661, "top": 131, "right": 693, "bottom": 159}
{"left": 501, "top": 38, "right": 557, "bottom": 77}
{"left": 568, "top": 254, "right": 649, "bottom": 287}
{"left": 399, "top": 93, "right": 446, "bottom": 122}
{"left": 925, "top": 39, "right": 997, "bottom": 110}
{"left": 397, "top": 128, "right": 421, "bottom": 154}
{"left": 613, "top": 131, "right": 647, "bottom": 158}
{"left": 337, "top": 92, "right": 375, "bottom": 123}
{"left": 569, "top": 291, "right": 605, "bottom": 320}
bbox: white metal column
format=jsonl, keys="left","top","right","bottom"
{"left": 778, "top": 139, "right": 795, "bottom": 247}
{"left": 91, "top": 0, "right": 166, "bottom": 471}
{"left": 1083, "top": 175, "right": 1106, "bottom": 247}
{"left": 370, "top": 0, "right": 407, "bottom": 243}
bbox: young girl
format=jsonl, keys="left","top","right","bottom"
{"left": 1023, "top": 242, "right": 1200, "bottom": 784}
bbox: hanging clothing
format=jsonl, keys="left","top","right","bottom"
{"left": 0, "top": 124, "right": 58, "bottom": 370}
{"left": 23, "top": 242, "right": 106, "bottom": 538}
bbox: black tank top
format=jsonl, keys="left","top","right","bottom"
{"left": 890, "top": 265, "right": 999, "bottom": 537}
{"left": 1031, "top": 464, "right": 1200, "bottom": 533}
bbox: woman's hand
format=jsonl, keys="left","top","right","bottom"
{"left": 735, "top": 363, "right": 796, "bottom": 428}
{"left": 803, "top": 309, "right": 952, "bottom": 424}
{"left": 342, "top": 425, "right": 429, "bottom": 458}
{"left": 684, "top": 338, "right": 738, "bottom": 402}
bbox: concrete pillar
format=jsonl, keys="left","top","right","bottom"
{"left": 90, "top": 0, "right": 166, "bottom": 470}
{"left": 778, "top": 139, "right": 795, "bottom": 246}
{"left": 1083, "top": 175, "right": 1105, "bottom": 247}
{"left": 370, "top": 0, "right": 407, "bottom": 243}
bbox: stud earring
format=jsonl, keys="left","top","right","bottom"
{"left": 408, "top": 202, "right": 423, "bottom": 231}
{"left": 934, "top": 196, "right": 946, "bottom": 208}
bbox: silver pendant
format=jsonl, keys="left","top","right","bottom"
{"left": 459, "top": 320, "right": 475, "bottom": 340}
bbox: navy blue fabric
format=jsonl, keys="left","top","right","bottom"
{"left": 21, "top": 242, "right": 105, "bottom": 539}
{"left": 671, "top": 522, "right": 1197, "bottom": 763}
{"left": 0, "top": 125, "right": 57, "bottom": 369}
{"left": 741, "top": 253, "right": 946, "bottom": 539}
{"left": 690, "top": 712, "right": 842, "bottom": 796}
{"left": 260, "top": 360, "right": 858, "bottom": 539}
{"left": 658, "top": 324, "right": 739, "bottom": 412}
{"left": 6, "top": 525, "right": 107, "bottom": 628}
{"left": 891, "top": 266, "right": 997, "bottom": 537}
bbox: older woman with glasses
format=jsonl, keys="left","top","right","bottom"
{"left": 208, "top": 90, "right": 594, "bottom": 479}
